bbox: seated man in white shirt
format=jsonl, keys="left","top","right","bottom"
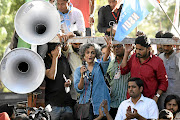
{"left": 115, "top": 77, "right": 159, "bottom": 120}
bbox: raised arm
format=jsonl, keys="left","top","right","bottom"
{"left": 103, "top": 35, "right": 111, "bottom": 61}
{"left": 89, "top": 0, "right": 95, "bottom": 27}
{"left": 121, "top": 44, "right": 133, "bottom": 68}
{"left": 45, "top": 46, "right": 61, "bottom": 80}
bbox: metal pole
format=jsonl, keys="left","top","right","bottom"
{"left": 158, "top": 3, "right": 180, "bottom": 37}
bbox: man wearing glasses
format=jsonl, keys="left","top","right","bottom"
{"left": 106, "top": 43, "right": 130, "bottom": 119}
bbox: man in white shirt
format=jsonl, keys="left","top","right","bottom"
{"left": 57, "top": 0, "right": 85, "bottom": 40}
{"left": 115, "top": 77, "right": 159, "bottom": 120}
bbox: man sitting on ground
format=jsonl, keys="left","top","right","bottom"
{"left": 115, "top": 77, "right": 159, "bottom": 120}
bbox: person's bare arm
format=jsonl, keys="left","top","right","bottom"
{"left": 46, "top": 46, "right": 61, "bottom": 80}
{"left": 121, "top": 44, "right": 133, "bottom": 68}
{"left": 103, "top": 36, "right": 111, "bottom": 61}
{"left": 89, "top": 0, "right": 95, "bottom": 26}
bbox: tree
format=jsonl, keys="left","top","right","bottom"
{"left": 94, "top": 0, "right": 177, "bottom": 38}
{"left": 0, "top": 0, "right": 25, "bottom": 61}
{"left": 0, "top": 0, "right": 24, "bottom": 92}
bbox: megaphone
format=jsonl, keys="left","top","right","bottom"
{"left": 14, "top": 0, "right": 61, "bottom": 45}
{"left": 0, "top": 48, "right": 45, "bottom": 94}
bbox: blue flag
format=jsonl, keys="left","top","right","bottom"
{"left": 114, "top": 0, "right": 156, "bottom": 42}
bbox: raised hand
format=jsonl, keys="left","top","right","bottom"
{"left": 51, "top": 45, "right": 61, "bottom": 58}
{"left": 80, "top": 66, "right": 87, "bottom": 76}
{"left": 124, "top": 44, "right": 134, "bottom": 55}
{"left": 104, "top": 35, "right": 112, "bottom": 47}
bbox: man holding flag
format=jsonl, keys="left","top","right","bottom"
{"left": 114, "top": 0, "right": 159, "bottom": 41}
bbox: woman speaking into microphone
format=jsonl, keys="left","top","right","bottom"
{"left": 74, "top": 36, "right": 112, "bottom": 120}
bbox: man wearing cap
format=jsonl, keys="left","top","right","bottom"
{"left": 120, "top": 35, "right": 168, "bottom": 103}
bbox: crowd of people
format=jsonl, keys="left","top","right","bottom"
{"left": 1, "top": 0, "right": 180, "bottom": 120}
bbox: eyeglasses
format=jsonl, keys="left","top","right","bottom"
{"left": 112, "top": 44, "right": 123, "bottom": 48}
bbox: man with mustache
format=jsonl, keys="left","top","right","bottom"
{"left": 115, "top": 77, "right": 159, "bottom": 120}
{"left": 106, "top": 43, "right": 130, "bottom": 119}
{"left": 158, "top": 32, "right": 180, "bottom": 110}
{"left": 61, "top": 31, "right": 83, "bottom": 101}
{"left": 155, "top": 31, "right": 164, "bottom": 56}
{"left": 120, "top": 35, "right": 168, "bottom": 103}
{"left": 164, "top": 95, "right": 180, "bottom": 119}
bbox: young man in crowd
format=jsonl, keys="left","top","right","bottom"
{"left": 57, "top": 0, "right": 85, "bottom": 41}
{"left": 120, "top": 35, "right": 168, "bottom": 102}
{"left": 164, "top": 95, "right": 180, "bottom": 120}
{"left": 61, "top": 31, "right": 83, "bottom": 100}
{"left": 115, "top": 77, "right": 159, "bottom": 120}
{"left": 44, "top": 43, "right": 74, "bottom": 120}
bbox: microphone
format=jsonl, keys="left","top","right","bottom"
{"left": 82, "top": 61, "right": 88, "bottom": 79}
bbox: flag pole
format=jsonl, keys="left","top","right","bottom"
{"left": 158, "top": 3, "right": 180, "bottom": 36}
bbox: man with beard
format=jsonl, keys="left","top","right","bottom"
{"left": 158, "top": 32, "right": 180, "bottom": 110}
{"left": 61, "top": 31, "right": 83, "bottom": 100}
{"left": 106, "top": 44, "right": 130, "bottom": 119}
{"left": 115, "top": 77, "right": 159, "bottom": 120}
{"left": 155, "top": 31, "right": 164, "bottom": 56}
{"left": 120, "top": 35, "right": 168, "bottom": 103}
{"left": 164, "top": 95, "right": 180, "bottom": 119}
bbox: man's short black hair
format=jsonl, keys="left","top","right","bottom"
{"left": 47, "top": 43, "right": 60, "bottom": 54}
{"left": 162, "top": 32, "right": 174, "bottom": 38}
{"left": 128, "top": 77, "right": 144, "bottom": 89}
{"left": 135, "top": 35, "right": 150, "bottom": 48}
{"left": 155, "top": 31, "right": 163, "bottom": 38}
{"left": 164, "top": 94, "right": 180, "bottom": 112}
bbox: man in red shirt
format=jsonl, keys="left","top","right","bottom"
{"left": 70, "top": 0, "right": 95, "bottom": 36}
{"left": 120, "top": 35, "right": 168, "bottom": 103}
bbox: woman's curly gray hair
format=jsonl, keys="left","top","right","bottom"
{"left": 79, "top": 43, "right": 102, "bottom": 60}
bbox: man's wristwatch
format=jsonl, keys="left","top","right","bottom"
{"left": 155, "top": 93, "right": 160, "bottom": 98}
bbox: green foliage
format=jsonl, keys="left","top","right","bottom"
{"left": 127, "top": 0, "right": 177, "bottom": 38}
{"left": 0, "top": 0, "right": 25, "bottom": 92}
{"left": 94, "top": 0, "right": 177, "bottom": 38}
{"left": 94, "top": 0, "right": 108, "bottom": 37}
{"left": 0, "top": 0, "right": 25, "bottom": 61}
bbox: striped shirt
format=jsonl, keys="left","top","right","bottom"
{"left": 107, "top": 58, "right": 130, "bottom": 108}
